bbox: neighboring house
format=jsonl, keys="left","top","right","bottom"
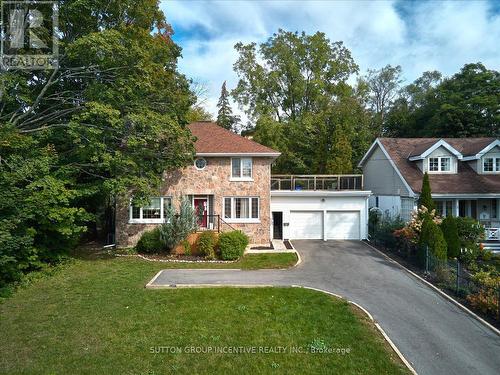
{"left": 115, "top": 122, "right": 280, "bottom": 247}
{"left": 358, "top": 138, "right": 500, "bottom": 243}
{"left": 115, "top": 122, "right": 372, "bottom": 247}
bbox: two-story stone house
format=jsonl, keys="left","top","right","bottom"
{"left": 358, "top": 138, "right": 500, "bottom": 245}
{"left": 115, "top": 122, "right": 280, "bottom": 247}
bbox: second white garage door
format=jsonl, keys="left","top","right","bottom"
{"left": 326, "top": 211, "right": 360, "bottom": 240}
{"left": 289, "top": 211, "right": 322, "bottom": 239}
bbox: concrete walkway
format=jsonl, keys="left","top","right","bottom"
{"left": 149, "top": 240, "right": 500, "bottom": 375}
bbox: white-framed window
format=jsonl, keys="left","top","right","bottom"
{"left": 483, "top": 157, "right": 500, "bottom": 173}
{"left": 231, "top": 157, "right": 252, "bottom": 180}
{"left": 194, "top": 158, "right": 207, "bottom": 170}
{"left": 400, "top": 198, "right": 415, "bottom": 222}
{"left": 428, "top": 157, "right": 451, "bottom": 172}
{"left": 129, "top": 196, "right": 172, "bottom": 223}
{"left": 223, "top": 197, "right": 259, "bottom": 222}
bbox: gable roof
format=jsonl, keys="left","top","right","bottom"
{"left": 375, "top": 138, "right": 500, "bottom": 195}
{"left": 188, "top": 122, "right": 280, "bottom": 156}
{"left": 408, "top": 139, "right": 463, "bottom": 160}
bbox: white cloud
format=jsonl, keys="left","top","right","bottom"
{"left": 161, "top": 0, "right": 500, "bottom": 119}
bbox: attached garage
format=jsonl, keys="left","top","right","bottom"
{"left": 326, "top": 211, "right": 360, "bottom": 240}
{"left": 270, "top": 191, "right": 371, "bottom": 241}
{"left": 289, "top": 211, "right": 323, "bottom": 239}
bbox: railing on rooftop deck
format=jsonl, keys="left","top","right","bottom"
{"left": 271, "top": 174, "right": 364, "bottom": 191}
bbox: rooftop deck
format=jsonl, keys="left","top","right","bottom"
{"left": 271, "top": 174, "right": 363, "bottom": 191}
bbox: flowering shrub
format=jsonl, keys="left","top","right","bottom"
{"left": 393, "top": 205, "right": 441, "bottom": 245}
{"left": 466, "top": 270, "right": 500, "bottom": 319}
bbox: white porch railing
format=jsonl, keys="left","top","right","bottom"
{"left": 485, "top": 227, "right": 500, "bottom": 241}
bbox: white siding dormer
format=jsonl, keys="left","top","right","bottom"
{"left": 479, "top": 145, "right": 500, "bottom": 174}
{"left": 423, "top": 146, "right": 457, "bottom": 174}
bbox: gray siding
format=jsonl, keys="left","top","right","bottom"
{"left": 362, "top": 145, "right": 412, "bottom": 196}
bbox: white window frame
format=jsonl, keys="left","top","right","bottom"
{"left": 428, "top": 156, "right": 452, "bottom": 173}
{"left": 230, "top": 157, "right": 253, "bottom": 181}
{"left": 194, "top": 157, "right": 207, "bottom": 170}
{"left": 482, "top": 155, "right": 500, "bottom": 173}
{"left": 222, "top": 196, "right": 260, "bottom": 223}
{"left": 129, "top": 196, "right": 172, "bottom": 224}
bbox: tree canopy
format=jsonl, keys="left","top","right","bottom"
{"left": 232, "top": 29, "right": 371, "bottom": 173}
{"left": 0, "top": 0, "right": 196, "bottom": 287}
{"left": 217, "top": 81, "right": 240, "bottom": 132}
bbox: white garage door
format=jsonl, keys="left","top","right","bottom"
{"left": 289, "top": 211, "right": 323, "bottom": 239}
{"left": 326, "top": 211, "right": 360, "bottom": 240}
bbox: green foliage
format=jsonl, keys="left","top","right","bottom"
{"left": 419, "top": 173, "right": 435, "bottom": 212}
{"left": 197, "top": 231, "right": 218, "bottom": 259}
{"left": 419, "top": 217, "right": 447, "bottom": 260}
{"left": 159, "top": 197, "right": 198, "bottom": 251}
{"left": 135, "top": 228, "right": 163, "bottom": 253}
{"left": 232, "top": 29, "right": 370, "bottom": 174}
{"left": 440, "top": 216, "right": 460, "bottom": 258}
{"left": 181, "top": 240, "right": 192, "bottom": 256}
{"left": 218, "top": 231, "right": 249, "bottom": 260}
{"left": 0, "top": 1, "right": 196, "bottom": 286}
{"left": 385, "top": 63, "right": 499, "bottom": 137}
{"left": 217, "top": 81, "right": 240, "bottom": 132}
{"left": 371, "top": 216, "right": 405, "bottom": 249}
{"left": 454, "top": 217, "right": 485, "bottom": 263}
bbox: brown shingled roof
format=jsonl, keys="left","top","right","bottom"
{"left": 188, "top": 122, "right": 280, "bottom": 155}
{"left": 379, "top": 138, "right": 500, "bottom": 194}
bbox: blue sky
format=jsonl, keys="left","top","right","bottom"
{"left": 160, "top": 0, "right": 500, "bottom": 118}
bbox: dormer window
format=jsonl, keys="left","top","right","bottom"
{"left": 429, "top": 157, "right": 451, "bottom": 172}
{"left": 483, "top": 157, "right": 500, "bottom": 172}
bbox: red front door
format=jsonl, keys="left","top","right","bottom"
{"left": 194, "top": 198, "right": 208, "bottom": 228}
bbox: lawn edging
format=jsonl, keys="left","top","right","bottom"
{"left": 363, "top": 241, "right": 500, "bottom": 337}
{"left": 145, "top": 278, "right": 416, "bottom": 375}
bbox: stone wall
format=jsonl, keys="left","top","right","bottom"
{"left": 115, "top": 157, "right": 272, "bottom": 247}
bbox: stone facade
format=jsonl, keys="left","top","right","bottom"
{"left": 115, "top": 157, "right": 273, "bottom": 247}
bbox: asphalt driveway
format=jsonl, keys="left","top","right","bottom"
{"left": 149, "top": 240, "right": 500, "bottom": 375}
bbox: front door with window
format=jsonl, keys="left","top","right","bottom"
{"left": 194, "top": 198, "right": 208, "bottom": 228}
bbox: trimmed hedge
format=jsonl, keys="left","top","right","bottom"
{"left": 135, "top": 228, "right": 164, "bottom": 253}
{"left": 197, "top": 231, "right": 217, "bottom": 259}
{"left": 419, "top": 217, "right": 447, "bottom": 260}
{"left": 218, "top": 230, "right": 249, "bottom": 260}
{"left": 441, "top": 216, "right": 460, "bottom": 258}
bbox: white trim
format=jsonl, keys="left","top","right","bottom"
{"left": 229, "top": 177, "right": 254, "bottom": 182}
{"left": 271, "top": 190, "right": 371, "bottom": 197}
{"left": 194, "top": 157, "right": 207, "bottom": 170}
{"left": 427, "top": 156, "right": 454, "bottom": 173}
{"left": 357, "top": 139, "right": 379, "bottom": 167}
{"left": 461, "top": 139, "right": 500, "bottom": 161}
{"left": 358, "top": 139, "right": 415, "bottom": 197}
{"left": 196, "top": 152, "right": 281, "bottom": 157}
{"left": 431, "top": 193, "right": 500, "bottom": 199}
{"left": 223, "top": 196, "right": 260, "bottom": 222}
{"left": 481, "top": 154, "right": 500, "bottom": 174}
{"left": 231, "top": 157, "right": 253, "bottom": 179}
{"left": 129, "top": 196, "right": 172, "bottom": 224}
{"left": 408, "top": 139, "right": 463, "bottom": 161}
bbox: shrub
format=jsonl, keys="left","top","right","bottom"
{"left": 372, "top": 216, "right": 405, "bottom": 249}
{"left": 197, "top": 231, "right": 217, "bottom": 259}
{"left": 419, "top": 172, "right": 435, "bottom": 211}
{"left": 135, "top": 228, "right": 163, "bottom": 253}
{"left": 455, "top": 217, "right": 485, "bottom": 245}
{"left": 218, "top": 230, "right": 249, "bottom": 260}
{"left": 159, "top": 197, "right": 198, "bottom": 251}
{"left": 419, "top": 217, "right": 447, "bottom": 260}
{"left": 441, "top": 216, "right": 460, "bottom": 258}
{"left": 181, "top": 240, "right": 192, "bottom": 256}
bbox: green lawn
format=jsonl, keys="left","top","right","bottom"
{"left": 0, "top": 256, "right": 409, "bottom": 375}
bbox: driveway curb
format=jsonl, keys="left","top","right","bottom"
{"left": 363, "top": 241, "right": 500, "bottom": 337}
